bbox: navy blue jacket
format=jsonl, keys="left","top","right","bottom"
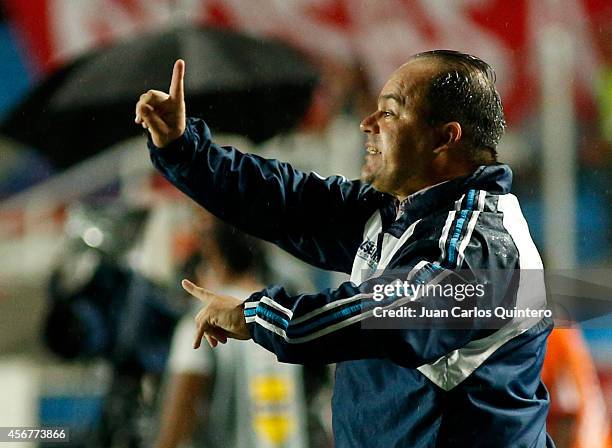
{"left": 149, "top": 118, "right": 554, "bottom": 447}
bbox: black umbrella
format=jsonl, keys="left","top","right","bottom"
{"left": 1, "top": 25, "right": 318, "bottom": 169}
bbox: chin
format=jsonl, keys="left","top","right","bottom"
{"left": 361, "top": 174, "right": 375, "bottom": 184}
{"left": 369, "top": 179, "right": 387, "bottom": 193}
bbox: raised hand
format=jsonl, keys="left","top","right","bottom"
{"left": 135, "top": 59, "right": 186, "bottom": 148}
{"left": 181, "top": 279, "right": 251, "bottom": 349}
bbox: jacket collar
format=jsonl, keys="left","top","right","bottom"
{"left": 381, "top": 164, "right": 513, "bottom": 235}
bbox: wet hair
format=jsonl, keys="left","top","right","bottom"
{"left": 413, "top": 50, "right": 506, "bottom": 164}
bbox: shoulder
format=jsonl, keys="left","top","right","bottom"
{"left": 408, "top": 190, "right": 538, "bottom": 270}
{"left": 412, "top": 189, "right": 505, "bottom": 241}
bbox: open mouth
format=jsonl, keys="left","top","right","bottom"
{"left": 366, "top": 146, "right": 380, "bottom": 155}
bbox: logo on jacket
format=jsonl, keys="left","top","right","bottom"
{"left": 357, "top": 239, "right": 378, "bottom": 268}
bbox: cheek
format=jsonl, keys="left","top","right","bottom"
{"left": 381, "top": 124, "right": 412, "bottom": 153}
{"left": 380, "top": 126, "right": 399, "bottom": 145}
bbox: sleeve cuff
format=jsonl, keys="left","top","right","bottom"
{"left": 147, "top": 131, "right": 190, "bottom": 165}
{"left": 243, "top": 290, "right": 264, "bottom": 338}
{"left": 146, "top": 117, "right": 206, "bottom": 164}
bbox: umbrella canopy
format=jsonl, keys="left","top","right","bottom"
{"left": 1, "top": 25, "right": 318, "bottom": 169}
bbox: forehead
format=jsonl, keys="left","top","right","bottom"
{"left": 379, "top": 58, "right": 440, "bottom": 103}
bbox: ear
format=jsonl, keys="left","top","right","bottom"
{"left": 433, "top": 122, "right": 462, "bottom": 154}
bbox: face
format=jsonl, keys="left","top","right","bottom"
{"left": 360, "top": 58, "right": 440, "bottom": 198}
{"left": 360, "top": 152, "right": 381, "bottom": 184}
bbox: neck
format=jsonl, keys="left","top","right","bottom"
{"left": 394, "top": 174, "right": 446, "bottom": 202}
{"left": 394, "top": 164, "right": 477, "bottom": 202}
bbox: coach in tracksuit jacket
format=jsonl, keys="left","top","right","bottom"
{"left": 136, "top": 51, "right": 555, "bottom": 447}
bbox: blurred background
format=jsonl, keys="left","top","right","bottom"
{"left": 0, "top": 0, "right": 610, "bottom": 447}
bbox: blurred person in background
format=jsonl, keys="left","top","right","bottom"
{"left": 137, "top": 51, "right": 554, "bottom": 447}
{"left": 541, "top": 328, "right": 611, "bottom": 448}
{"left": 155, "top": 213, "right": 307, "bottom": 448}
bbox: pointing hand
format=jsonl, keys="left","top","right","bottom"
{"left": 135, "top": 59, "right": 186, "bottom": 148}
{"left": 181, "top": 279, "right": 251, "bottom": 349}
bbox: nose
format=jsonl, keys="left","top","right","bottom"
{"left": 360, "top": 111, "right": 379, "bottom": 134}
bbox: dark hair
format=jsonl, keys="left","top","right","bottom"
{"left": 213, "top": 221, "right": 267, "bottom": 278}
{"left": 413, "top": 50, "right": 506, "bottom": 163}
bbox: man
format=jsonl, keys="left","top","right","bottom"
{"left": 156, "top": 216, "right": 306, "bottom": 448}
{"left": 136, "top": 50, "right": 554, "bottom": 447}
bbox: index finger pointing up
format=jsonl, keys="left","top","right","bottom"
{"left": 169, "top": 59, "right": 185, "bottom": 101}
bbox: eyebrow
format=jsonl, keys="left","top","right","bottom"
{"left": 379, "top": 94, "right": 404, "bottom": 106}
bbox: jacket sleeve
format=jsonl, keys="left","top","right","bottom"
{"left": 243, "top": 213, "right": 514, "bottom": 366}
{"left": 148, "top": 118, "right": 385, "bottom": 273}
